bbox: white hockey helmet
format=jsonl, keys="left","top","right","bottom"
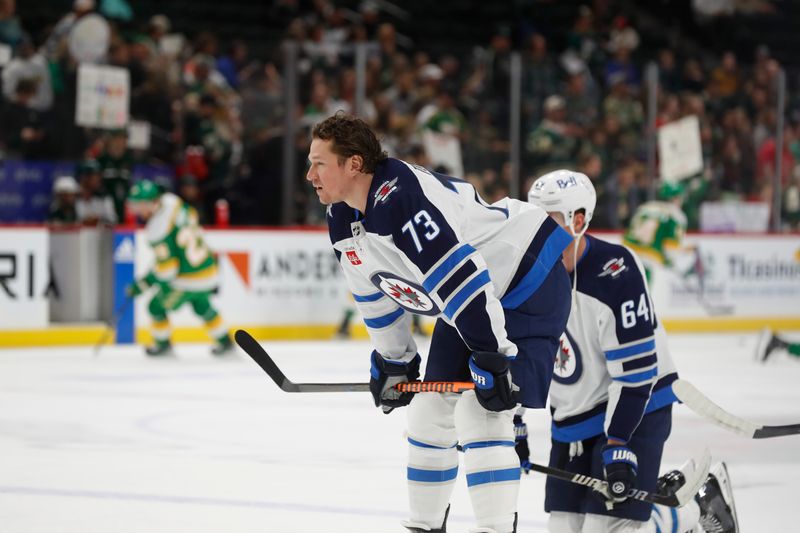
{"left": 528, "top": 169, "right": 596, "bottom": 235}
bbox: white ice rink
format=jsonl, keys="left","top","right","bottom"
{"left": 1, "top": 332, "right": 799, "bottom": 532}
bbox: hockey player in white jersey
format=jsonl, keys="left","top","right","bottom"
{"left": 308, "top": 113, "right": 573, "bottom": 533}
{"left": 524, "top": 170, "right": 739, "bottom": 533}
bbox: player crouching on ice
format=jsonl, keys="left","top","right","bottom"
{"left": 125, "top": 180, "right": 234, "bottom": 357}
{"left": 523, "top": 170, "right": 738, "bottom": 533}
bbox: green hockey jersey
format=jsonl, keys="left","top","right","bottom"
{"left": 145, "top": 193, "right": 218, "bottom": 292}
{"left": 623, "top": 201, "right": 687, "bottom": 267}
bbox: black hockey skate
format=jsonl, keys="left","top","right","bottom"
{"left": 145, "top": 341, "right": 174, "bottom": 357}
{"left": 211, "top": 336, "right": 235, "bottom": 356}
{"left": 697, "top": 462, "right": 739, "bottom": 533}
{"left": 755, "top": 328, "right": 788, "bottom": 363}
{"left": 403, "top": 505, "right": 450, "bottom": 532}
{"left": 656, "top": 467, "right": 686, "bottom": 497}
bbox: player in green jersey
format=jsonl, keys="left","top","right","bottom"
{"left": 126, "top": 180, "right": 234, "bottom": 356}
{"left": 623, "top": 181, "right": 689, "bottom": 282}
{"left": 755, "top": 328, "right": 800, "bottom": 362}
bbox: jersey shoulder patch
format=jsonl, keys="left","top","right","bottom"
{"left": 578, "top": 235, "right": 655, "bottom": 342}
{"left": 577, "top": 236, "right": 647, "bottom": 306}
{"left": 366, "top": 159, "right": 427, "bottom": 236}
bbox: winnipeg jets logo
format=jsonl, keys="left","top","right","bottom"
{"left": 599, "top": 257, "right": 627, "bottom": 278}
{"left": 554, "top": 333, "right": 576, "bottom": 378}
{"left": 370, "top": 272, "right": 440, "bottom": 316}
{"left": 373, "top": 178, "right": 399, "bottom": 207}
{"left": 552, "top": 330, "right": 582, "bottom": 385}
{"left": 386, "top": 280, "right": 423, "bottom": 308}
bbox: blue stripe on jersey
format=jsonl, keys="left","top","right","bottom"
{"left": 408, "top": 437, "right": 457, "bottom": 450}
{"left": 363, "top": 307, "right": 405, "bottom": 329}
{"left": 553, "top": 376, "right": 679, "bottom": 442}
{"left": 613, "top": 367, "right": 658, "bottom": 383}
{"left": 422, "top": 243, "right": 476, "bottom": 292}
{"left": 501, "top": 224, "right": 573, "bottom": 309}
{"left": 408, "top": 466, "right": 459, "bottom": 483}
{"left": 466, "top": 467, "right": 520, "bottom": 487}
{"left": 551, "top": 412, "right": 605, "bottom": 442}
{"left": 443, "top": 270, "right": 492, "bottom": 319}
{"left": 353, "top": 291, "right": 384, "bottom": 302}
{"left": 436, "top": 260, "right": 477, "bottom": 302}
{"left": 461, "top": 440, "right": 515, "bottom": 450}
{"left": 644, "top": 384, "right": 678, "bottom": 414}
{"left": 605, "top": 339, "right": 656, "bottom": 361}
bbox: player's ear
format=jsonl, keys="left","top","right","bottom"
{"left": 574, "top": 212, "right": 586, "bottom": 234}
{"left": 349, "top": 154, "right": 364, "bottom": 174}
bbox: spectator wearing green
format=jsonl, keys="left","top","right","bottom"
{"left": 526, "top": 95, "right": 580, "bottom": 174}
{"left": 96, "top": 129, "right": 136, "bottom": 222}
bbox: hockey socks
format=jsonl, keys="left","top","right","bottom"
{"left": 456, "top": 392, "right": 519, "bottom": 533}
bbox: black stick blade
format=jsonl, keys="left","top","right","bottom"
{"left": 234, "top": 329, "right": 298, "bottom": 392}
{"left": 234, "top": 329, "right": 370, "bottom": 393}
{"left": 754, "top": 424, "right": 800, "bottom": 439}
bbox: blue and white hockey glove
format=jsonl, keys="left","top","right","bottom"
{"left": 369, "top": 351, "right": 421, "bottom": 414}
{"left": 601, "top": 443, "right": 638, "bottom": 503}
{"left": 513, "top": 415, "right": 532, "bottom": 473}
{"left": 469, "top": 351, "right": 517, "bottom": 412}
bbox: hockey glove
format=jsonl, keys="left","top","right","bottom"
{"left": 469, "top": 351, "right": 517, "bottom": 412}
{"left": 125, "top": 278, "right": 150, "bottom": 298}
{"left": 514, "top": 415, "right": 532, "bottom": 473}
{"left": 369, "top": 351, "right": 421, "bottom": 414}
{"left": 601, "top": 443, "right": 638, "bottom": 503}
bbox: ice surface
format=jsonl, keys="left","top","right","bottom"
{"left": 0, "top": 332, "right": 798, "bottom": 532}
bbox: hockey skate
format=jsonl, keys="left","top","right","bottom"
{"left": 211, "top": 336, "right": 235, "bottom": 356}
{"left": 145, "top": 340, "right": 174, "bottom": 357}
{"left": 697, "top": 462, "right": 739, "bottom": 533}
{"left": 656, "top": 463, "right": 690, "bottom": 497}
{"left": 402, "top": 505, "right": 450, "bottom": 532}
{"left": 755, "top": 327, "right": 787, "bottom": 363}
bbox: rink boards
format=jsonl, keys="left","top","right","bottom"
{"left": 1, "top": 226, "right": 799, "bottom": 346}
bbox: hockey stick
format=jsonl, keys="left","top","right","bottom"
{"left": 673, "top": 379, "right": 800, "bottom": 438}
{"left": 93, "top": 297, "right": 133, "bottom": 356}
{"left": 234, "top": 329, "right": 474, "bottom": 393}
{"left": 236, "top": 330, "right": 710, "bottom": 506}
{"left": 526, "top": 447, "right": 711, "bottom": 508}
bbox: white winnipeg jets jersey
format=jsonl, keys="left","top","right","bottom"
{"left": 549, "top": 235, "right": 678, "bottom": 444}
{"left": 327, "top": 157, "right": 572, "bottom": 363}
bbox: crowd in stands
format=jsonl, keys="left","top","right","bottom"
{"left": 1, "top": 0, "right": 798, "bottom": 230}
